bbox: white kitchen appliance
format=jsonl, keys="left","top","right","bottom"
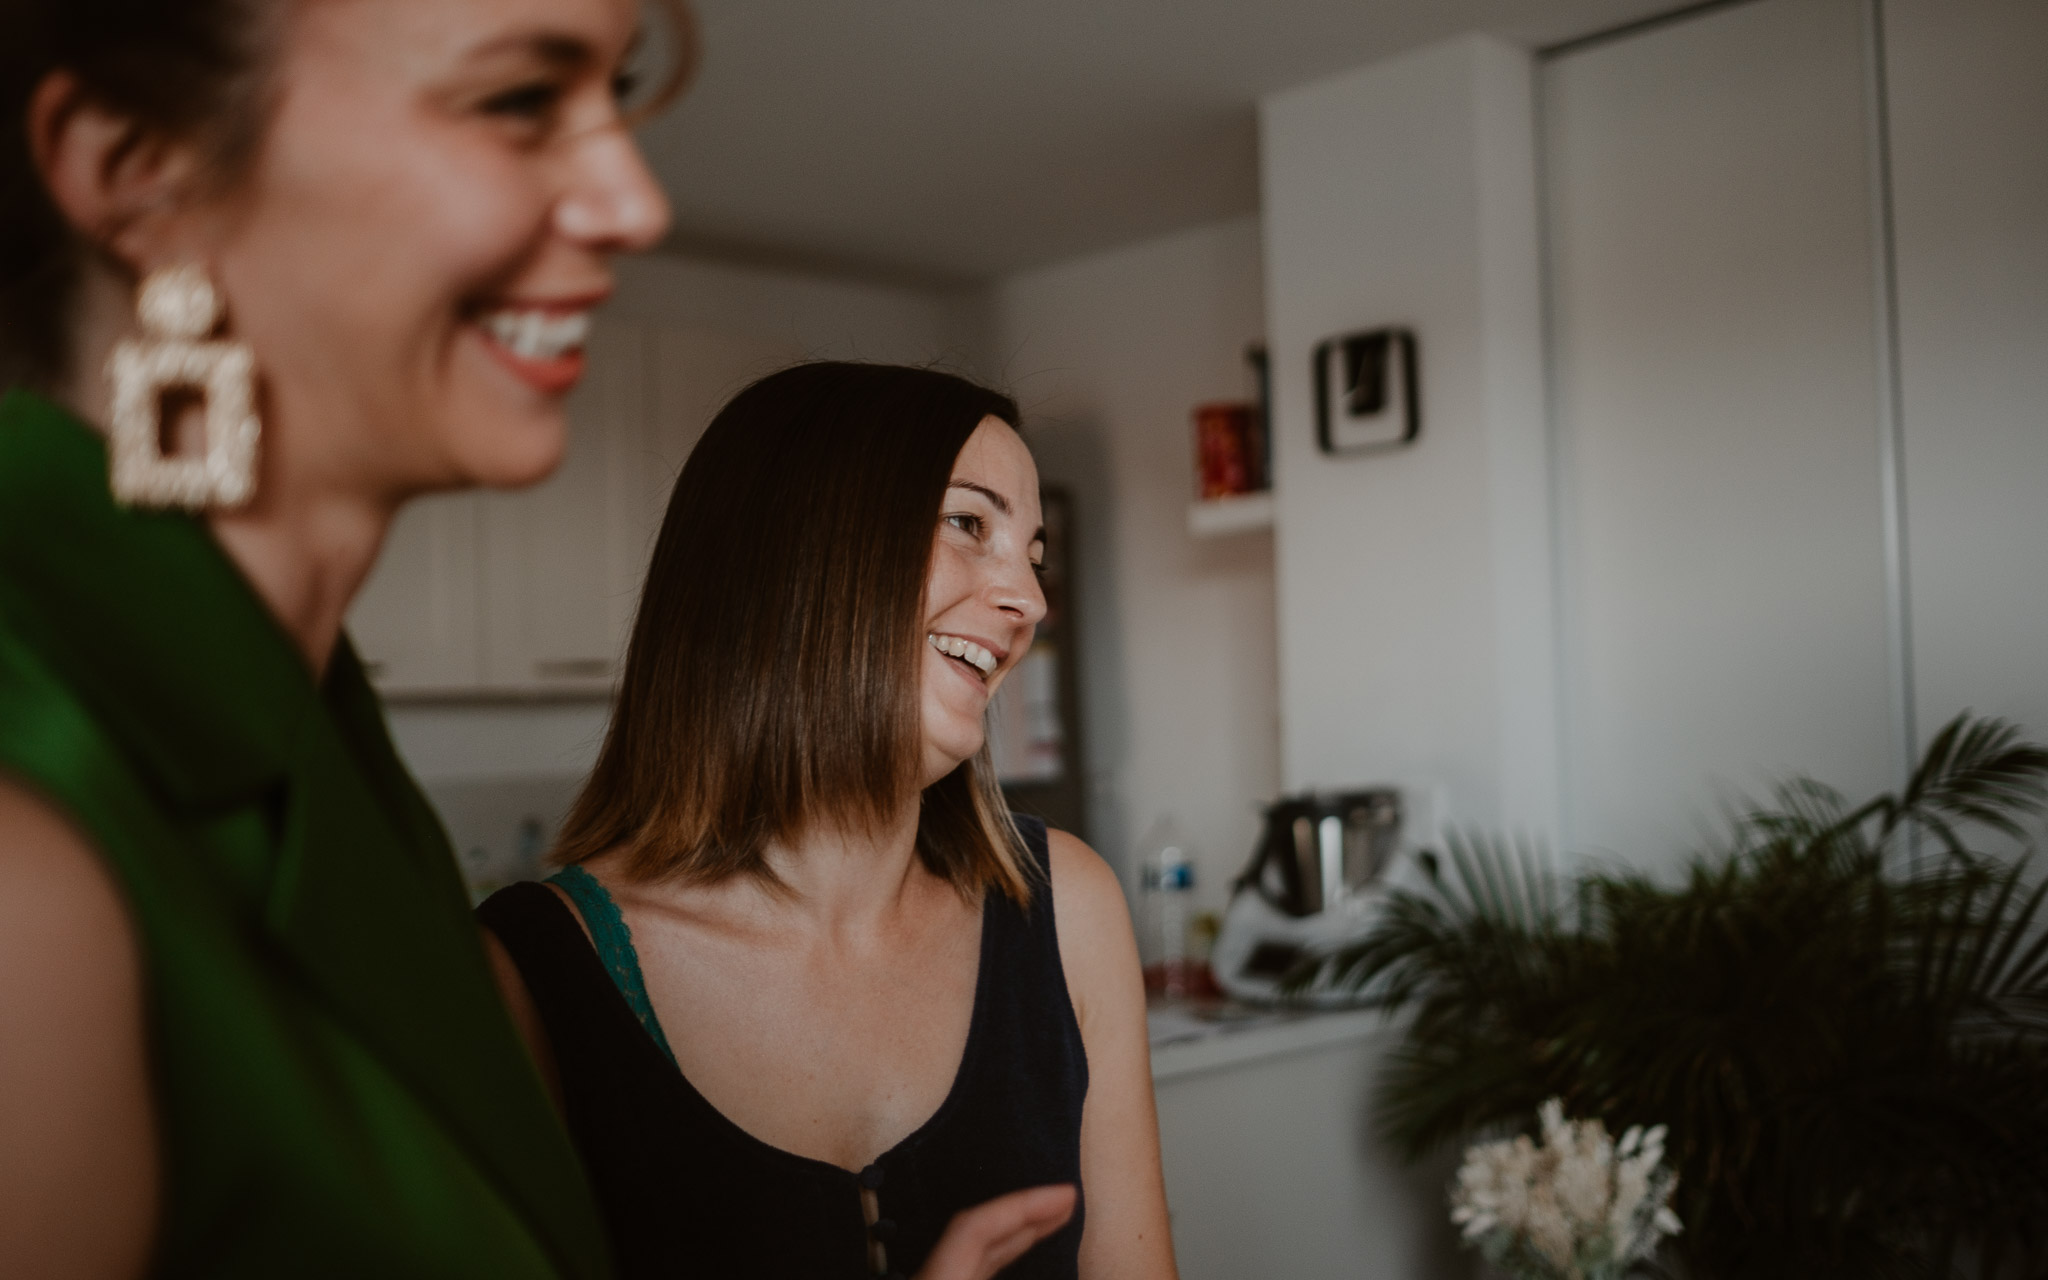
{"left": 1212, "top": 788, "right": 1410, "bottom": 1006}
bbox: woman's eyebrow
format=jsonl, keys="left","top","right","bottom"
{"left": 947, "top": 480, "right": 1009, "bottom": 515}
{"left": 463, "top": 31, "right": 598, "bottom": 74}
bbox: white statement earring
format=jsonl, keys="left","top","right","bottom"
{"left": 105, "top": 264, "right": 259, "bottom": 510}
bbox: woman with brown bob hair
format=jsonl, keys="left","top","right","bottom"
{"left": 478, "top": 361, "right": 1180, "bottom": 1279}
{"left": 1, "top": 1, "right": 1074, "bottom": 1277}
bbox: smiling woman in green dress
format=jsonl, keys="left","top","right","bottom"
{"left": 0, "top": 3, "right": 1071, "bottom": 1277}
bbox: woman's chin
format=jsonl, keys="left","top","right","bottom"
{"left": 444, "top": 407, "right": 568, "bottom": 490}
{"left": 921, "top": 735, "right": 985, "bottom": 787}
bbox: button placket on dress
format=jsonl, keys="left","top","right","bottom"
{"left": 858, "top": 1162, "right": 906, "bottom": 1279}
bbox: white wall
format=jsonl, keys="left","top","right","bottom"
{"left": 1260, "top": 36, "right": 1559, "bottom": 839}
{"left": 989, "top": 216, "right": 1278, "bottom": 904}
{"left": 1887, "top": 0, "right": 2048, "bottom": 760}
{"left": 1245, "top": 51, "right": 1557, "bottom": 1275}
{"left": 606, "top": 252, "right": 990, "bottom": 373}
{"left": 383, "top": 250, "right": 988, "bottom": 783}
{"left": 386, "top": 701, "right": 616, "bottom": 785}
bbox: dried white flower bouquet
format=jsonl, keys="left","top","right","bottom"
{"left": 1450, "top": 1099, "right": 1681, "bottom": 1280}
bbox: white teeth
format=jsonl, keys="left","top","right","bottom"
{"left": 481, "top": 308, "right": 591, "bottom": 361}
{"left": 927, "top": 633, "right": 998, "bottom": 675}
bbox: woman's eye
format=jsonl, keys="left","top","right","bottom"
{"left": 944, "top": 513, "right": 983, "bottom": 537}
{"left": 481, "top": 81, "right": 564, "bottom": 122}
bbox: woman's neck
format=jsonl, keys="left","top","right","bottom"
{"left": 206, "top": 483, "right": 393, "bottom": 679}
{"left": 757, "top": 804, "right": 934, "bottom": 936}
{"left": 61, "top": 266, "right": 396, "bottom": 679}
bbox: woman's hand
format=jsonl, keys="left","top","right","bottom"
{"left": 913, "top": 1184, "right": 1077, "bottom": 1280}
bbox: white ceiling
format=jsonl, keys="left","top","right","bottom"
{"left": 636, "top": 0, "right": 1684, "bottom": 286}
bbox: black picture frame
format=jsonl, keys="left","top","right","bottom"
{"left": 1312, "top": 327, "right": 1421, "bottom": 455}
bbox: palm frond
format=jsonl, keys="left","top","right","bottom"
{"left": 1308, "top": 712, "right": 2048, "bottom": 1278}
{"left": 1893, "top": 714, "right": 2048, "bottom": 843}
{"left": 1287, "top": 830, "right": 1569, "bottom": 997}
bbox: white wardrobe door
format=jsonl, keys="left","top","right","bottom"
{"left": 1886, "top": 0, "right": 2048, "bottom": 753}
{"left": 1544, "top": 0, "right": 1896, "bottom": 866}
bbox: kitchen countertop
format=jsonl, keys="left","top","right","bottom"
{"left": 1147, "top": 999, "right": 1389, "bottom": 1083}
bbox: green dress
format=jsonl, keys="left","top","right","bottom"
{"left": 0, "top": 390, "right": 613, "bottom": 1278}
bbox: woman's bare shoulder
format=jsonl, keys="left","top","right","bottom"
{"left": 1044, "top": 827, "right": 1128, "bottom": 926}
{"left": 1042, "top": 828, "right": 1141, "bottom": 1025}
{"left": 0, "top": 776, "right": 131, "bottom": 943}
{"left": 0, "top": 775, "right": 157, "bottom": 1278}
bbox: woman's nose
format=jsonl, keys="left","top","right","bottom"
{"left": 555, "top": 125, "right": 672, "bottom": 252}
{"left": 992, "top": 556, "right": 1049, "bottom": 626}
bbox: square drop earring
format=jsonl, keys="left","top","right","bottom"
{"left": 104, "top": 264, "right": 260, "bottom": 510}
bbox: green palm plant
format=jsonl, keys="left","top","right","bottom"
{"left": 1294, "top": 714, "right": 2048, "bottom": 1278}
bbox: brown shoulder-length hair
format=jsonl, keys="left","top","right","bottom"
{"left": 554, "top": 360, "right": 1037, "bottom": 905}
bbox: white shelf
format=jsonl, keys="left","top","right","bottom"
{"left": 1187, "top": 491, "right": 1274, "bottom": 538}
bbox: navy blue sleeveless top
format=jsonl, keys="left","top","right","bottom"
{"left": 476, "top": 816, "right": 1087, "bottom": 1279}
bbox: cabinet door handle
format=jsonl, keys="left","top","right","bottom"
{"left": 535, "top": 658, "right": 613, "bottom": 680}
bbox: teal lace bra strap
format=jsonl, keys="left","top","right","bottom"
{"left": 546, "top": 866, "right": 679, "bottom": 1068}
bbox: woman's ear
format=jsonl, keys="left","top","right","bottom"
{"left": 27, "top": 70, "right": 207, "bottom": 276}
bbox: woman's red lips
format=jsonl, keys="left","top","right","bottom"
{"left": 476, "top": 304, "right": 596, "bottom": 395}
{"left": 480, "top": 342, "right": 587, "bottom": 395}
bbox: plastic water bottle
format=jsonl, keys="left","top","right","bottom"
{"left": 1139, "top": 820, "right": 1197, "bottom": 998}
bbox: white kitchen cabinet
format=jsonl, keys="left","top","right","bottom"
{"left": 352, "top": 319, "right": 803, "bottom": 701}
{"left": 646, "top": 324, "right": 799, "bottom": 481}
{"left": 1152, "top": 1012, "right": 1465, "bottom": 1280}
{"left": 478, "top": 319, "right": 652, "bottom": 695}
{"left": 348, "top": 491, "right": 484, "bottom": 695}
{"left": 624, "top": 323, "right": 804, "bottom": 579}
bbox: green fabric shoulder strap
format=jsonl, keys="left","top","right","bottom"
{"left": 546, "top": 867, "right": 678, "bottom": 1068}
